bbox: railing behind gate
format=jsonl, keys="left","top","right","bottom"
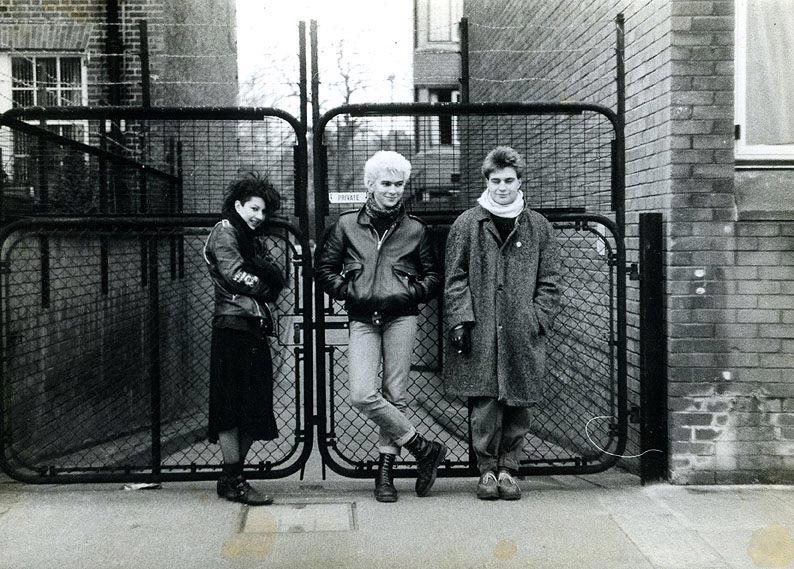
{"left": 314, "top": 103, "right": 628, "bottom": 477}
{"left": 0, "top": 107, "right": 309, "bottom": 233}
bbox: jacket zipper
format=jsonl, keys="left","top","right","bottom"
{"left": 372, "top": 222, "right": 397, "bottom": 302}
{"left": 376, "top": 223, "right": 395, "bottom": 251}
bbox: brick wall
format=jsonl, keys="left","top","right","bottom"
{"left": 464, "top": 0, "right": 673, "bottom": 474}
{"left": 665, "top": 1, "right": 793, "bottom": 484}
{"left": 465, "top": 0, "right": 794, "bottom": 483}
{"left": 669, "top": 221, "right": 794, "bottom": 483}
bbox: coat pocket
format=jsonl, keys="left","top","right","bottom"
{"left": 341, "top": 261, "right": 364, "bottom": 300}
{"left": 530, "top": 305, "right": 545, "bottom": 336}
{"left": 342, "top": 261, "right": 363, "bottom": 279}
{"left": 392, "top": 263, "right": 419, "bottom": 299}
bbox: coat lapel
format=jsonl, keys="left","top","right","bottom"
{"left": 474, "top": 205, "right": 501, "bottom": 246}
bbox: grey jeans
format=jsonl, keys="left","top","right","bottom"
{"left": 348, "top": 316, "right": 418, "bottom": 455}
{"left": 470, "top": 396, "right": 534, "bottom": 474}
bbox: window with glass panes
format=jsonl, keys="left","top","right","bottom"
{"left": 8, "top": 56, "right": 87, "bottom": 207}
{"left": 12, "top": 56, "right": 84, "bottom": 107}
{"left": 735, "top": 0, "right": 794, "bottom": 162}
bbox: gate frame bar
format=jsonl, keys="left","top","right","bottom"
{"left": 312, "top": 101, "right": 626, "bottom": 478}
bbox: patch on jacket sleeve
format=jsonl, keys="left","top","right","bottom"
{"left": 232, "top": 270, "right": 259, "bottom": 288}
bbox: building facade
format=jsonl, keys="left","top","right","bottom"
{"left": 461, "top": 0, "right": 793, "bottom": 484}
{"left": 0, "top": 0, "right": 240, "bottom": 470}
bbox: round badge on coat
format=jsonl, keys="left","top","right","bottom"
{"left": 516, "top": 241, "right": 522, "bottom": 247}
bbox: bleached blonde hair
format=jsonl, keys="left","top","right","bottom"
{"left": 363, "top": 150, "right": 412, "bottom": 188}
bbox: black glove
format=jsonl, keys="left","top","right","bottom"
{"left": 449, "top": 323, "right": 472, "bottom": 355}
{"left": 245, "top": 257, "right": 285, "bottom": 302}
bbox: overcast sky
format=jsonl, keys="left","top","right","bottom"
{"left": 236, "top": 0, "right": 414, "bottom": 115}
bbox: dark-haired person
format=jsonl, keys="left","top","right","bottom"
{"left": 203, "top": 173, "right": 285, "bottom": 505}
{"left": 315, "top": 150, "right": 446, "bottom": 503}
{"left": 444, "top": 146, "right": 561, "bottom": 501}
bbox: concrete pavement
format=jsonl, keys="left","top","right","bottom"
{"left": 1, "top": 461, "right": 793, "bottom": 569}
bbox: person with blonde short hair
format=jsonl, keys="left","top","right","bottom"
{"left": 316, "top": 150, "right": 446, "bottom": 503}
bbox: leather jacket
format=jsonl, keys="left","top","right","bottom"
{"left": 203, "top": 219, "right": 279, "bottom": 321}
{"left": 315, "top": 207, "right": 441, "bottom": 323}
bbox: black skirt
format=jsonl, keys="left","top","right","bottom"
{"left": 208, "top": 326, "right": 279, "bottom": 443}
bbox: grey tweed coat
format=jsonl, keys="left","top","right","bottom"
{"left": 443, "top": 205, "right": 561, "bottom": 406}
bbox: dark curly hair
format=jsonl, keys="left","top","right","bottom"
{"left": 481, "top": 146, "right": 525, "bottom": 179}
{"left": 221, "top": 171, "right": 281, "bottom": 218}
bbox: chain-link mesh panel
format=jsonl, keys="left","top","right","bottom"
{"left": 316, "top": 105, "right": 625, "bottom": 476}
{"left": 2, "top": 228, "right": 154, "bottom": 476}
{"left": 1, "top": 220, "right": 311, "bottom": 481}
{"left": 320, "top": 108, "right": 615, "bottom": 218}
{"left": 318, "top": 218, "right": 622, "bottom": 475}
{"left": 0, "top": 111, "right": 303, "bottom": 229}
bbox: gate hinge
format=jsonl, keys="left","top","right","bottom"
{"left": 0, "top": 261, "right": 9, "bottom": 275}
{"left": 626, "top": 262, "right": 639, "bottom": 280}
{"left": 629, "top": 405, "right": 641, "bottom": 424}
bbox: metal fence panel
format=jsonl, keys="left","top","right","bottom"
{"left": 0, "top": 218, "right": 313, "bottom": 483}
{"left": 314, "top": 104, "right": 627, "bottom": 478}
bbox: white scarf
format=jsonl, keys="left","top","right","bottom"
{"left": 476, "top": 189, "right": 525, "bottom": 218}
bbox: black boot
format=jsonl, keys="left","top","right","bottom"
{"left": 374, "top": 453, "right": 398, "bottom": 503}
{"left": 404, "top": 434, "right": 447, "bottom": 497}
{"left": 228, "top": 476, "right": 274, "bottom": 506}
{"left": 217, "top": 462, "right": 242, "bottom": 498}
{"left": 218, "top": 463, "right": 273, "bottom": 506}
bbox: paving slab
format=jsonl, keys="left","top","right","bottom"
{"left": 1, "top": 470, "right": 793, "bottom": 569}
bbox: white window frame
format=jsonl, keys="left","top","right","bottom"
{"left": 1, "top": 54, "right": 89, "bottom": 196}
{"left": 10, "top": 54, "right": 88, "bottom": 109}
{"left": 734, "top": 0, "right": 794, "bottom": 162}
{"left": 426, "top": 0, "right": 462, "bottom": 44}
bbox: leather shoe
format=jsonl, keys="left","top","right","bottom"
{"left": 477, "top": 470, "right": 499, "bottom": 500}
{"left": 497, "top": 469, "right": 521, "bottom": 500}
{"left": 222, "top": 476, "right": 273, "bottom": 506}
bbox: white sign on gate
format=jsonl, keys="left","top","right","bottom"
{"left": 328, "top": 192, "right": 367, "bottom": 204}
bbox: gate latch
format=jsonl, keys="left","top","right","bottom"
{"left": 626, "top": 263, "right": 639, "bottom": 281}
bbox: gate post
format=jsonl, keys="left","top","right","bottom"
{"left": 639, "top": 212, "right": 668, "bottom": 483}
{"left": 147, "top": 234, "right": 162, "bottom": 476}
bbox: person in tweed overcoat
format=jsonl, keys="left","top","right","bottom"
{"left": 443, "top": 146, "right": 561, "bottom": 501}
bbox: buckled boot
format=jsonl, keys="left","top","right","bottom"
{"left": 404, "top": 434, "right": 447, "bottom": 497}
{"left": 374, "top": 453, "right": 398, "bottom": 503}
{"left": 217, "top": 462, "right": 241, "bottom": 498}
{"left": 227, "top": 476, "right": 274, "bottom": 506}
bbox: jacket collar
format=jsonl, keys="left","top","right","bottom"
{"left": 356, "top": 204, "right": 406, "bottom": 227}
{"left": 475, "top": 205, "right": 528, "bottom": 247}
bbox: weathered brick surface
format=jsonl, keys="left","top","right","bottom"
{"left": 0, "top": 0, "right": 235, "bottom": 107}
{"left": 465, "top": 0, "right": 671, "bottom": 476}
{"left": 465, "top": 0, "right": 793, "bottom": 484}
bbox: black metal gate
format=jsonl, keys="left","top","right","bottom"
{"left": 1, "top": 103, "right": 629, "bottom": 483}
{"left": 313, "top": 103, "right": 628, "bottom": 478}
{"left": 0, "top": 108, "right": 313, "bottom": 483}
